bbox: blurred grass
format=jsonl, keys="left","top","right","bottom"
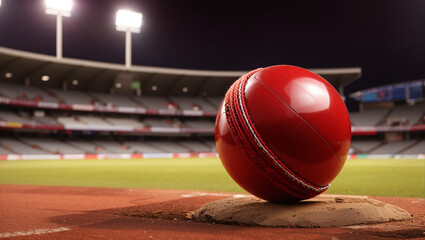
{"left": 327, "top": 158, "right": 424, "bottom": 198}
{"left": 0, "top": 158, "right": 423, "bottom": 198}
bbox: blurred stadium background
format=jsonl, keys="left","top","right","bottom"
{"left": 0, "top": 46, "right": 423, "bottom": 160}
{"left": 0, "top": 0, "right": 423, "bottom": 161}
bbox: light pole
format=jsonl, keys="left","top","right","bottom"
{"left": 44, "top": 0, "right": 73, "bottom": 59}
{"left": 115, "top": 9, "right": 142, "bottom": 68}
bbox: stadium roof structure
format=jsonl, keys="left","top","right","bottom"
{"left": 0, "top": 47, "right": 361, "bottom": 97}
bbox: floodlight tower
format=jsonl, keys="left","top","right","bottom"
{"left": 45, "top": 0, "right": 73, "bottom": 59}
{"left": 115, "top": 9, "right": 142, "bottom": 68}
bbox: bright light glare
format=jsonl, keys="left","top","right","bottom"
{"left": 45, "top": 0, "right": 73, "bottom": 17}
{"left": 41, "top": 75, "right": 50, "bottom": 81}
{"left": 5, "top": 72, "right": 12, "bottom": 78}
{"left": 115, "top": 9, "right": 143, "bottom": 33}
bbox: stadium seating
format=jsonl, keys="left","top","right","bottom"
{"left": 144, "top": 118, "right": 181, "bottom": 128}
{"left": 64, "top": 140, "right": 101, "bottom": 154}
{"left": 1, "top": 135, "right": 423, "bottom": 156}
{"left": 205, "top": 97, "right": 223, "bottom": 109}
{"left": 34, "top": 116, "right": 60, "bottom": 125}
{"left": 401, "top": 140, "right": 425, "bottom": 154}
{"left": 105, "top": 117, "right": 145, "bottom": 128}
{"left": 0, "top": 111, "right": 37, "bottom": 125}
{"left": 21, "top": 138, "right": 83, "bottom": 154}
{"left": 350, "top": 140, "right": 382, "bottom": 153}
{"left": 0, "top": 138, "right": 48, "bottom": 154}
{"left": 386, "top": 101, "right": 425, "bottom": 126}
{"left": 204, "top": 141, "right": 217, "bottom": 152}
{"left": 1, "top": 81, "right": 424, "bottom": 157}
{"left": 89, "top": 140, "right": 134, "bottom": 154}
{"left": 133, "top": 96, "right": 173, "bottom": 110}
{"left": 149, "top": 141, "right": 191, "bottom": 153}
{"left": 349, "top": 108, "right": 389, "bottom": 126}
{"left": 369, "top": 140, "right": 417, "bottom": 155}
{"left": 0, "top": 146, "right": 14, "bottom": 154}
{"left": 123, "top": 141, "right": 165, "bottom": 153}
{"left": 50, "top": 89, "right": 98, "bottom": 105}
{"left": 57, "top": 116, "right": 83, "bottom": 126}
{"left": 183, "top": 120, "right": 215, "bottom": 129}
{"left": 169, "top": 97, "right": 217, "bottom": 111}
{"left": 91, "top": 92, "right": 142, "bottom": 108}
{"left": 178, "top": 141, "right": 214, "bottom": 152}
{"left": 78, "top": 116, "right": 114, "bottom": 126}
{"left": 0, "top": 83, "right": 58, "bottom": 102}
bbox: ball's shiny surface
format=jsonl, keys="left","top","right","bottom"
{"left": 215, "top": 65, "right": 351, "bottom": 203}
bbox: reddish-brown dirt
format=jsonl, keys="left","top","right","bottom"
{"left": 0, "top": 184, "right": 424, "bottom": 239}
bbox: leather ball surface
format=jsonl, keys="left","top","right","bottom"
{"left": 215, "top": 65, "right": 351, "bottom": 203}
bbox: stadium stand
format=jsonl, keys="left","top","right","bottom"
{"left": 21, "top": 138, "right": 83, "bottom": 154}
{"left": 64, "top": 140, "right": 101, "bottom": 154}
{"left": 368, "top": 140, "right": 417, "bottom": 155}
{"left": 350, "top": 140, "right": 382, "bottom": 154}
{"left": 144, "top": 118, "right": 181, "bottom": 128}
{"left": 205, "top": 97, "right": 223, "bottom": 109}
{"left": 150, "top": 141, "right": 191, "bottom": 153}
{"left": 183, "top": 120, "right": 215, "bottom": 129}
{"left": 33, "top": 115, "right": 60, "bottom": 125}
{"left": 133, "top": 96, "right": 174, "bottom": 110}
{"left": 401, "top": 140, "right": 425, "bottom": 154}
{"left": 90, "top": 92, "right": 142, "bottom": 108}
{"left": 91, "top": 140, "right": 135, "bottom": 154}
{"left": 105, "top": 117, "right": 145, "bottom": 128}
{"left": 204, "top": 141, "right": 217, "bottom": 152}
{"left": 50, "top": 89, "right": 98, "bottom": 105}
{"left": 0, "top": 82, "right": 58, "bottom": 102}
{"left": 0, "top": 110, "right": 37, "bottom": 125}
{"left": 0, "top": 146, "right": 14, "bottom": 154}
{"left": 386, "top": 101, "right": 425, "bottom": 126}
{"left": 0, "top": 135, "right": 220, "bottom": 155}
{"left": 78, "top": 116, "right": 114, "bottom": 127}
{"left": 0, "top": 138, "right": 48, "bottom": 154}
{"left": 123, "top": 141, "right": 165, "bottom": 153}
{"left": 349, "top": 108, "right": 389, "bottom": 126}
{"left": 57, "top": 116, "right": 83, "bottom": 126}
{"left": 1, "top": 47, "right": 424, "bottom": 158}
{"left": 178, "top": 141, "right": 214, "bottom": 152}
{"left": 169, "top": 96, "right": 217, "bottom": 112}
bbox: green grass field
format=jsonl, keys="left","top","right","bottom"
{"left": 0, "top": 158, "right": 424, "bottom": 198}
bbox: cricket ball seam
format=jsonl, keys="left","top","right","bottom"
{"left": 236, "top": 71, "right": 329, "bottom": 193}
{"left": 237, "top": 74, "right": 329, "bottom": 193}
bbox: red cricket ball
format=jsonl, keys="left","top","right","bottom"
{"left": 215, "top": 65, "right": 351, "bottom": 203}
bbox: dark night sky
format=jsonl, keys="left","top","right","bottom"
{"left": 0, "top": 0, "right": 424, "bottom": 95}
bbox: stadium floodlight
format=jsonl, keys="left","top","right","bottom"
{"left": 115, "top": 9, "right": 143, "bottom": 68}
{"left": 45, "top": 0, "right": 73, "bottom": 17}
{"left": 115, "top": 10, "right": 142, "bottom": 33}
{"left": 45, "top": 0, "right": 73, "bottom": 59}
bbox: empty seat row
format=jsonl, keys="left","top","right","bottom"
{"left": 0, "top": 138, "right": 216, "bottom": 155}
{"left": 1, "top": 137, "right": 422, "bottom": 155}
{"left": 1, "top": 110, "right": 213, "bottom": 129}
{"left": 0, "top": 83, "right": 220, "bottom": 111}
